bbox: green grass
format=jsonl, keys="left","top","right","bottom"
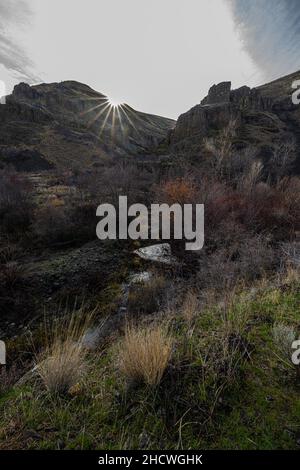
{"left": 0, "top": 275, "right": 299, "bottom": 450}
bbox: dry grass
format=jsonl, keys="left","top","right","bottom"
{"left": 282, "top": 266, "right": 300, "bottom": 285}
{"left": 36, "top": 340, "right": 86, "bottom": 395}
{"left": 181, "top": 290, "right": 199, "bottom": 324}
{"left": 36, "top": 308, "right": 93, "bottom": 395}
{"left": 272, "top": 323, "right": 296, "bottom": 361}
{"left": 119, "top": 324, "right": 173, "bottom": 386}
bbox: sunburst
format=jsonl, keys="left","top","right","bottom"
{"left": 80, "top": 93, "right": 138, "bottom": 139}
{"left": 107, "top": 97, "right": 124, "bottom": 108}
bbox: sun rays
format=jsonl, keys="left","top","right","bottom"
{"left": 80, "top": 94, "right": 139, "bottom": 139}
{"left": 107, "top": 97, "right": 123, "bottom": 108}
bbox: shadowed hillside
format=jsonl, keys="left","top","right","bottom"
{"left": 0, "top": 81, "right": 175, "bottom": 171}
{"left": 170, "top": 70, "right": 300, "bottom": 174}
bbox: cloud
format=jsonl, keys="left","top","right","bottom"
{"left": 0, "top": 0, "right": 36, "bottom": 80}
{"left": 228, "top": 0, "right": 300, "bottom": 79}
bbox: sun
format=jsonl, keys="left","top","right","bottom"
{"left": 107, "top": 97, "right": 123, "bottom": 108}
{"left": 82, "top": 93, "right": 138, "bottom": 138}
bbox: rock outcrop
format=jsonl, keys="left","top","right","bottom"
{"left": 1, "top": 71, "right": 300, "bottom": 172}
{"left": 201, "top": 81, "right": 231, "bottom": 105}
{"left": 169, "top": 70, "right": 300, "bottom": 171}
{"left": 0, "top": 81, "right": 175, "bottom": 170}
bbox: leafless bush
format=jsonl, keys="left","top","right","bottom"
{"left": 236, "top": 236, "right": 276, "bottom": 278}
{"left": 0, "top": 262, "right": 24, "bottom": 289}
{"left": 71, "top": 163, "right": 153, "bottom": 207}
{"left": 0, "top": 169, "right": 34, "bottom": 235}
{"left": 281, "top": 242, "right": 300, "bottom": 267}
{"left": 33, "top": 204, "right": 74, "bottom": 244}
{"left": 203, "top": 119, "right": 238, "bottom": 179}
{"left": 0, "top": 243, "right": 21, "bottom": 264}
{"left": 270, "top": 141, "right": 297, "bottom": 181}
{"left": 244, "top": 178, "right": 300, "bottom": 238}
{"left": 230, "top": 148, "right": 258, "bottom": 183}
{"left": 197, "top": 235, "right": 276, "bottom": 290}
{"left": 33, "top": 194, "right": 96, "bottom": 245}
{"left": 240, "top": 161, "right": 264, "bottom": 194}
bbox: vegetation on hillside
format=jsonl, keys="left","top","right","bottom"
{"left": 0, "top": 120, "right": 300, "bottom": 449}
{"left": 0, "top": 269, "right": 299, "bottom": 449}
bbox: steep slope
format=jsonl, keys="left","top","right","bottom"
{"left": 170, "top": 70, "right": 300, "bottom": 171}
{"left": 0, "top": 81, "right": 175, "bottom": 170}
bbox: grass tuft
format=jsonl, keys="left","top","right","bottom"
{"left": 35, "top": 308, "right": 93, "bottom": 395}
{"left": 119, "top": 324, "right": 173, "bottom": 386}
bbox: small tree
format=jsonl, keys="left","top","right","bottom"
{"left": 204, "top": 119, "right": 237, "bottom": 180}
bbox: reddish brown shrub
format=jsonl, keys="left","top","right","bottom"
{"left": 155, "top": 177, "right": 198, "bottom": 205}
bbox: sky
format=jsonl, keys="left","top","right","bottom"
{"left": 0, "top": 0, "right": 300, "bottom": 119}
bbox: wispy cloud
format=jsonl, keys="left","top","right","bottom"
{"left": 0, "top": 0, "right": 36, "bottom": 80}
{"left": 228, "top": 0, "right": 300, "bottom": 79}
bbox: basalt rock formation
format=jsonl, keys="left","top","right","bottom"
{"left": 169, "top": 71, "right": 300, "bottom": 172}
{"left": 0, "top": 81, "right": 175, "bottom": 171}
{"left": 1, "top": 72, "right": 300, "bottom": 172}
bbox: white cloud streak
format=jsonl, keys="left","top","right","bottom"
{"left": 0, "top": 0, "right": 36, "bottom": 80}
{"left": 228, "top": 0, "right": 300, "bottom": 79}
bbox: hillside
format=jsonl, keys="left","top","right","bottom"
{"left": 1, "top": 72, "right": 300, "bottom": 174}
{"left": 1, "top": 273, "right": 300, "bottom": 450}
{"left": 170, "top": 70, "right": 300, "bottom": 174}
{"left": 0, "top": 70, "right": 300, "bottom": 451}
{"left": 0, "top": 81, "right": 175, "bottom": 171}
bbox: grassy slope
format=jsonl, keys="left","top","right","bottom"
{"left": 0, "top": 274, "right": 299, "bottom": 450}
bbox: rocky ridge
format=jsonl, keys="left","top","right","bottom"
{"left": 170, "top": 70, "right": 300, "bottom": 171}
{"left": 0, "top": 81, "right": 175, "bottom": 170}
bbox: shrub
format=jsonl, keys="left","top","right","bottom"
{"left": 197, "top": 235, "right": 276, "bottom": 290}
{"left": 241, "top": 161, "right": 264, "bottom": 194}
{"left": 71, "top": 164, "right": 153, "bottom": 206}
{"left": 0, "top": 262, "right": 24, "bottom": 289}
{"left": 33, "top": 197, "right": 96, "bottom": 245}
{"left": 241, "top": 178, "right": 300, "bottom": 239}
{"left": 155, "top": 176, "right": 197, "bottom": 205}
{"left": 119, "top": 324, "right": 173, "bottom": 386}
{"left": 0, "top": 169, "right": 34, "bottom": 235}
{"left": 269, "top": 141, "right": 297, "bottom": 181}
{"left": 0, "top": 243, "right": 20, "bottom": 264}
{"left": 282, "top": 242, "right": 300, "bottom": 268}
{"left": 32, "top": 204, "right": 74, "bottom": 244}
{"left": 203, "top": 119, "right": 238, "bottom": 179}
